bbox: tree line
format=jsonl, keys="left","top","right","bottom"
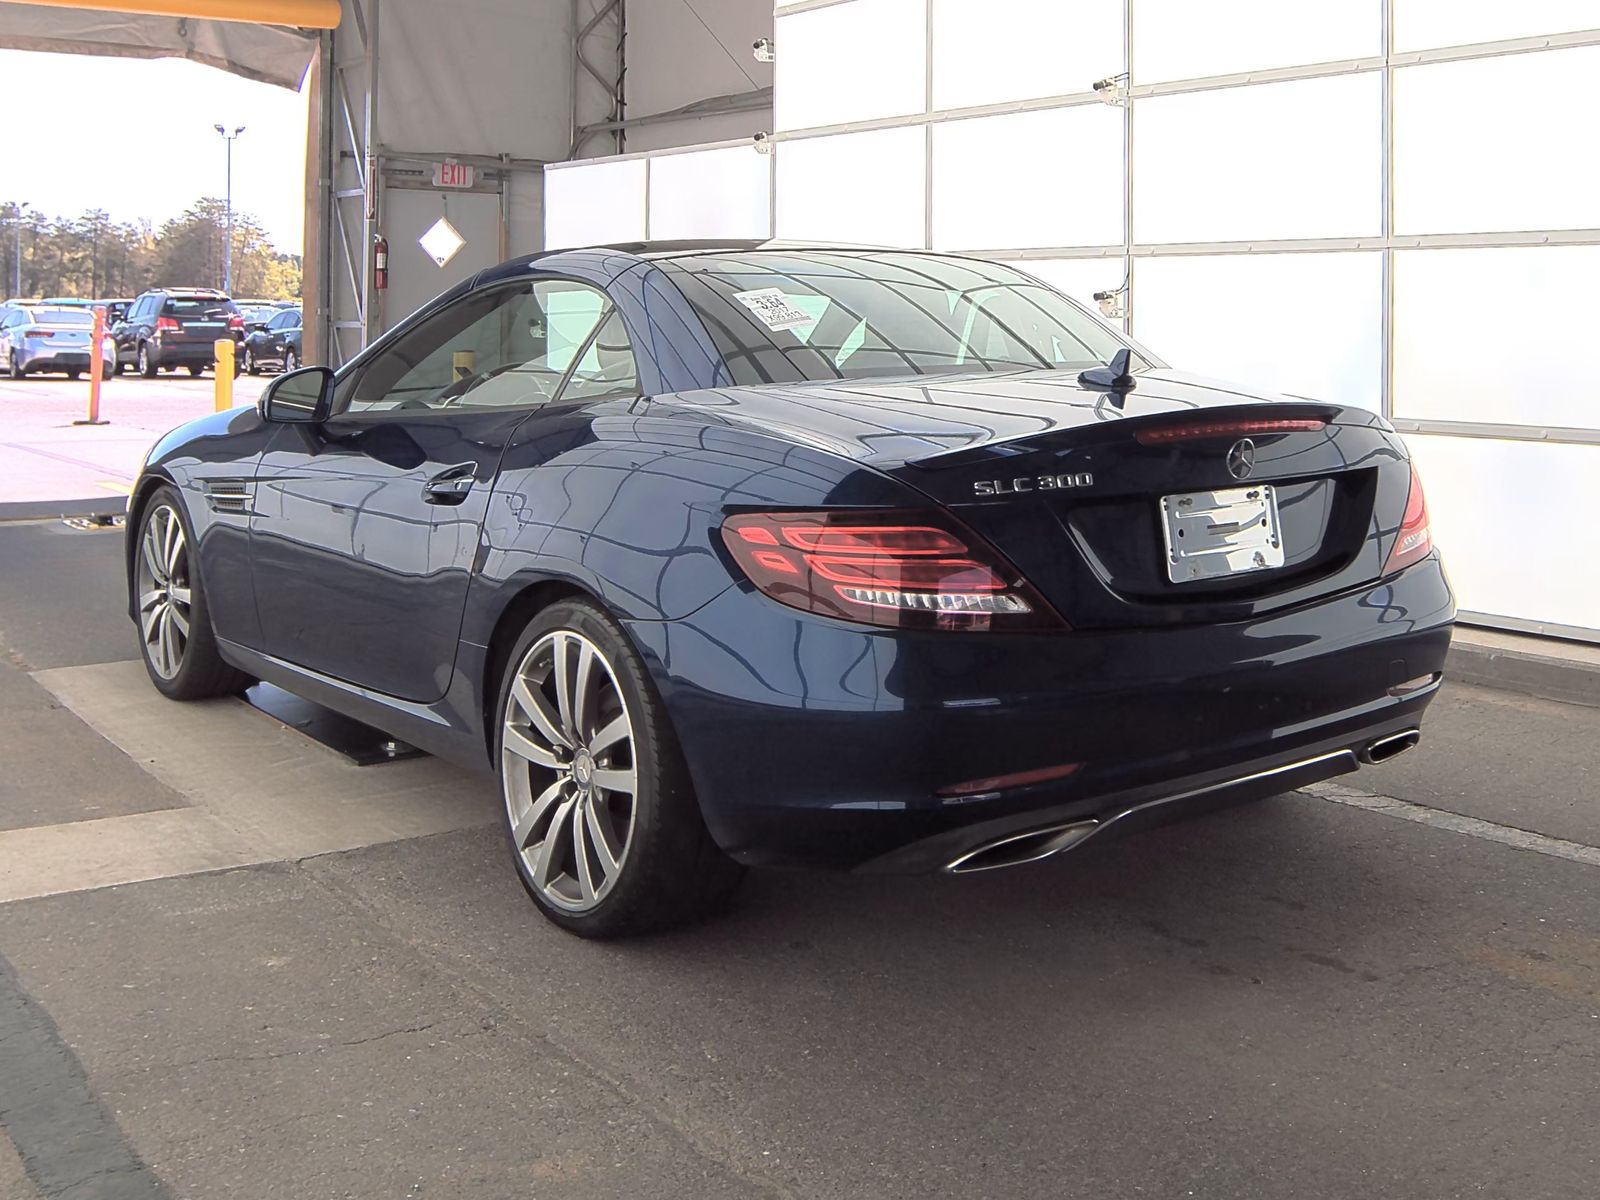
{"left": 2, "top": 199, "right": 301, "bottom": 301}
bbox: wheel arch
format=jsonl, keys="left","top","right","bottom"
{"left": 479, "top": 577, "right": 602, "bottom": 759}
{"left": 124, "top": 471, "right": 179, "bottom": 622}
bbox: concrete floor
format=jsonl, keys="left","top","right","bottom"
{"left": 0, "top": 520, "right": 1596, "bottom": 1199}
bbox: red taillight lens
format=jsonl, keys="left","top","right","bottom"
{"left": 227, "top": 314, "right": 245, "bottom": 330}
{"left": 722, "top": 510, "right": 1063, "bottom": 632}
{"left": 155, "top": 316, "right": 180, "bottom": 333}
{"left": 23, "top": 328, "right": 54, "bottom": 338}
{"left": 1384, "top": 461, "right": 1432, "bottom": 574}
{"left": 1134, "top": 417, "right": 1327, "bottom": 445}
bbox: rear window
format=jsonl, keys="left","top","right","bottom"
{"left": 657, "top": 250, "right": 1139, "bottom": 387}
{"left": 30, "top": 309, "right": 94, "bottom": 327}
{"left": 163, "top": 298, "right": 239, "bottom": 318}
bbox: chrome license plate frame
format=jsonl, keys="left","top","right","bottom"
{"left": 1160, "top": 484, "right": 1285, "bottom": 584}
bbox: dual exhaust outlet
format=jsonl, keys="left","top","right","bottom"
{"left": 945, "top": 729, "right": 1422, "bottom": 874}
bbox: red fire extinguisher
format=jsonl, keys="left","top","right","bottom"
{"left": 373, "top": 235, "right": 389, "bottom": 291}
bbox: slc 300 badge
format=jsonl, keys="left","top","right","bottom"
{"left": 973, "top": 472, "right": 1094, "bottom": 497}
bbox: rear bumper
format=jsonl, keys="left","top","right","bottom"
{"left": 16, "top": 346, "right": 107, "bottom": 371}
{"left": 626, "top": 555, "right": 1455, "bottom": 872}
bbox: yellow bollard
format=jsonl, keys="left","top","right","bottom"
{"left": 214, "top": 338, "right": 236, "bottom": 412}
{"left": 73, "top": 306, "right": 110, "bottom": 426}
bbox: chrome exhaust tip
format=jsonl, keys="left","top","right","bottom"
{"left": 1360, "top": 729, "right": 1421, "bottom": 765}
{"left": 945, "top": 820, "right": 1099, "bottom": 874}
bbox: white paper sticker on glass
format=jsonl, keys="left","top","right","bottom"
{"left": 734, "top": 289, "right": 815, "bottom": 332}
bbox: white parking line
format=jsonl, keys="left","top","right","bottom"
{"left": 1304, "top": 780, "right": 1600, "bottom": 869}
{"left": 4, "top": 660, "right": 498, "bottom": 905}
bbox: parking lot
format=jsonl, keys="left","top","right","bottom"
{"left": 0, "top": 376, "right": 1596, "bottom": 1197}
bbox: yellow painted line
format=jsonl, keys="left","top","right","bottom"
{"left": 95, "top": 481, "right": 133, "bottom": 496}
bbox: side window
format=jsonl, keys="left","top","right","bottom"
{"left": 558, "top": 308, "right": 639, "bottom": 401}
{"left": 269, "top": 311, "right": 296, "bottom": 331}
{"left": 335, "top": 279, "right": 620, "bottom": 415}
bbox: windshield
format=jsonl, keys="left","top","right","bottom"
{"left": 29, "top": 309, "right": 94, "bottom": 327}
{"left": 657, "top": 250, "right": 1144, "bottom": 386}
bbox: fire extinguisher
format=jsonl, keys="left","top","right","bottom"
{"left": 373, "top": 235, "right": 389, "bottom": 291}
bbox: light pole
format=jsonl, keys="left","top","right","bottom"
{"left": 7, "top": 200, "right": 26, "bottom": 298}
{"left": 213, "top": 125, "right": 245, "bottom": 293}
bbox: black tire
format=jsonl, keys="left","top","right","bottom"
{"left": 111, "top": 358, "right": 124, "bottom": 376}
{"left": 7, "top": 351, "right": 23, "bottom": 380}
{"left": 244, "top": 348, "right": 260, "bottom": 375}
{"left": 133, "top": 486, "right": 252, "bottom": 701}
{"left": 283, "top": 347, "right": 299, "bottom": 373}
{"left": 66, "top": 368, "right": 81, "bottom": 380}
{"left": 496, "top": 599, "right": 744, "bottom": 939}
{"left": 186, "top": 364, "right": 204, "bottom": 377}
{"left": 138, "top": 342, "right": 158, "bottom": 378}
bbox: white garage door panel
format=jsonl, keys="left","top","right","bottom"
{"left": 775, "top": 127, "right": 927, "bottom": 248}
{"left": 775, "top": 0, "right": 927, "bottom": 131}
{"left": 1134, "top": 253, "right": 1383, "bottom": 410}
{"left": 1394, "top": 48, "right": 1600, "bottom": 236}
{"left": 1018, "top": 259, "right": 1128, "bottom": 327}
{"left": 931, "top": 0, "right": 1123, "bottom": 110}
{"left": 544, "top": 160, "right": 648, "bottom": 250}
{"left": 1394, "top": 246, "right": 1600, "bottom": 431}
{"left": 1133, "top": 0, "right": 1380, "bottom": 83}
{"left": 1394, "top": 0, "right": 1600, "bottom": 51}
{"left": 932, "top": 107, "right": 1124, "bottom": 251}
{"left": 648, "top": 147, "right": 772, "bottom": 241}
{"left": 1134, "top": 74, "right": 1382, "bottom": 244}
{"left": 1406, "top": 435, "right": 1600, "bottom": 632}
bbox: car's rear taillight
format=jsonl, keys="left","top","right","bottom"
{"left": 1384, "top": 461, "right": 1432, "bottom": 574}
{"left": 227, "top": 314, "right": 245, "bottom": 330}
{"left": 721, "top": 510, "right": 1063, "bottom": 632}
{"left": 1133, "top": 417, "right": 1328, "bottom": 445}
{"left": 23, "top": 328, "right": 54, "bottom": 338}
{"left": 155, "top": 316, "right": 180, "bottom": 333}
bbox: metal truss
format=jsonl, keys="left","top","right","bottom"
{"left": 570, "top": 0, "right": 626, "bottom": 159}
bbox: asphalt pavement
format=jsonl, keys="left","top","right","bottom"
{"left": 0, "top": 518, "right": 1595, "bottom": 1199}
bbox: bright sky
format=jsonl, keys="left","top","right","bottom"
{"left": 0, "top": 49, "right": 310, "bottom": 252}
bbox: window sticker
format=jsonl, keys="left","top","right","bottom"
{"left": 733, "top": 288, "right": 817, "bottom": 333}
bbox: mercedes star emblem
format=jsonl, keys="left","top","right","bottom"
{"left": 1226, "top": 438, "right": 1257, "bottom": 480}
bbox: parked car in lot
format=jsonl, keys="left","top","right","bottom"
{"left": 125, "top": 242, "right": 1454, "bottom": 938}
{"left": 241, "top": 307, "right": 302, "bottom": 374}
{"left": 112, "top": 287, "right": 244, "bottom": 377}
{"left": 3, "top": 304, "right": 115, "bottom": 379}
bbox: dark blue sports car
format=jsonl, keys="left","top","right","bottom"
{"left": 126, "top": 243, "right": 1453, "bottom": 937}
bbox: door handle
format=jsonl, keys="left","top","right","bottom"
{"left": 422, "top": 463, "right": 478, "bottom": 505}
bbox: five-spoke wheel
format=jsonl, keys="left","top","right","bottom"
{"left": 132, "top": 487, "right": 251, "bottom": 700}
{"left": 135, "top": 503, "right": 192, "bottom": 680}
{"left": 502, "top": 629, "right": 637, "bottom": 913}
{"left": 496, "top": 600, "right": 743, "bottom": 937}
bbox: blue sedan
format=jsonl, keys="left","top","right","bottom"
{"left": 125, "top": 242, "right": 1454, "bottom": 937}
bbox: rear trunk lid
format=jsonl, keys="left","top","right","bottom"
{"left": 668, "top": 367, "right": 1413, "bottom": 629}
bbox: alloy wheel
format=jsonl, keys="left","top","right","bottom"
{"left": 501, "top": 630, "right": 638, "bottom": 913}
{"left": 134, "top": 504, "right": 192, "bottom": 680}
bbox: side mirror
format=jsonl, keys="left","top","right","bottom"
{"left": 260, "top": 365, "right": 334, "bottom": 424}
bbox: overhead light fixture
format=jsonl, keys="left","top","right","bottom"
{"left": 1093, "top": 285, "right": 1128, "bottom": 321}
{"left": 752, "top": 131, "right": 773, "bottom": 155}
{"left": 1092, "top": 74, "right": 1129, "bottom": 107}
{"left": 752, "top": 37, "right": 775, "bottom": 63}
{"left": 419, "top": 216, "right": 466, "bottom": 267}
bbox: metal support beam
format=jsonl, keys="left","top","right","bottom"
{"left": 359, "top": 0, "right": 380, "bottom": 344}
{"left": 569, "top": 0, "right": 626, "bottom": 159}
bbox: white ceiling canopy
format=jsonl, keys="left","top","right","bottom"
{"left": 0, "top": 2, "right": 321, "bottom": 89}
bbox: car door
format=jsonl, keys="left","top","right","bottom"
{"left": 265, "top": 310, "right": 296, "bottom": 361}
{"left": 249, "top": 276, "right": 623, "bottom": 703}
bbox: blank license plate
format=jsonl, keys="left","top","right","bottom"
{"left": 1160, "top": 484, "right": 1284, "bottom": 583}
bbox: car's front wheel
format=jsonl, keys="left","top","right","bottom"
{"left": 244, "top": 348, "right": 260, "bottom": 375}
{"left": 497, "top": 600, "right": 743, "bottom": 938}
{"left": 7, "top": 350, "right": 23, "bottom": 380}
{"left": 137, "top": 342, "right": 158, "bottom": 378}
{"left": 134, "top": 488, "right": 251, "bottom": 700}
{"left": 283, "top": 347, "right": 299, "bottom": 373}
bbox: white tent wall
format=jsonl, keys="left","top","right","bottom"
{"left": 619, "top": 0, "right": 773, "bottom": 153}
{"left": 314, "top": 0, "right": 620, "bottom": 363}
{"left": 545, "top": 0, "right": 1600, "bottom": 641}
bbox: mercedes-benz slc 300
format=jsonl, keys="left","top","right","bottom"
{"left": 125, "top": 244, "right": 1453, "bottom": 937}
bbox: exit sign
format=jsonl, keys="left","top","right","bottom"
{"left": 432, "top": 160, "right": 475, "bottom": 189}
